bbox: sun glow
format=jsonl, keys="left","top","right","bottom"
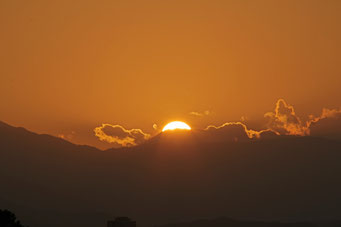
{"left": 162, "top": 121, "right": 191, "bottom": 132}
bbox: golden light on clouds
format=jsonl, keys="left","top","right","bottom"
{"left": 91, "top": 99, "right": 341, "bottom": 148}
{"left": 94, "top": 124, "right": 150, "bottom": 147}
{"left": 162, "top": 121, "right": 191, "bottom": 132}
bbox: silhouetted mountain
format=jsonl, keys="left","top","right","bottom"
{"left": 1, "top": 121, "right": 341, "bottom": 227}
{"left": 0, "top": 121, "right": 98, "bottom": 153}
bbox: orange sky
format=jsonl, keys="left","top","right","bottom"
{"left": 1, "top": 0, "right": 341, "bottom": 149}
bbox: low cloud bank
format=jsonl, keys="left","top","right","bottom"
{"left": 94, "top": 124, "right": 150, "bottom": 147}
{"left": 265, "top": 99, "right": 341, "bottom": 137}
{"left": 206, "top": 99, "right": 341, "bottom": 141}
{"left": 94, "top": 99, "right": 341, "bottom": 147}
{"left": 205, "top": 122, "right": 277, "bottom": 141}
{"left": 309, "top": 108, "right": 341, "bottom": 139}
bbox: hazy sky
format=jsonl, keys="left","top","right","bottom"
{"left": 1, "top": 0, "right": 341, "bottom": 149}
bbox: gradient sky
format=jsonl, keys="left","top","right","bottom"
{"left": 1, "top": 0, "right": 340, "bottom": 149}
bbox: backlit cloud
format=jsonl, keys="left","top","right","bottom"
{"left": 308, "top": 108, "right": 341, "bottom": 127}
{"left": 205, "top": 99, "right": 341, "bottom": 141}
{"left": 94, "top": 99, "right": 341, "bottom": 147}
{"left": 264, "top": 99, "right": 308, "bottom": 136}
{"left": 94, "top": 124, "right": 150, "bottom": 147}
{"left": 308, "top": 108, "right": 341, "bottom": 139}
{"left": 264, "top": 99, "right": 341, "bottom": 137}
{"left": 189, "top": 110, "right": 211, "bottom": 117}
{"left": 205, "top": 122, "right": 278, "bottom": 141}
{"left": 205, "top": 122, "right": 250, "bottom": 142}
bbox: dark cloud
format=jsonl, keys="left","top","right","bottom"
{"left": 94, "top": 124, "right": 150, "bottom": 147}
{"left": 205, "top": 122, "right": 251, "bottom": 142}
{"left": 205, "top": 99, "right": 341, "bottom": 141}
{"left": 258, "top": 130, "right": 280, "bottom": 139}
{"left": 309, "top": 109, "right": 341, "bottom": 139}
{"left": 205, "top": 122, "right": 276, "bottom": 142}
{"left": 262, "top": 99, "right": 341, "bottom": 139}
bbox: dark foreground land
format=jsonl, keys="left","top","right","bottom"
{"left": 1, "top": 121, "right": 341, "bottom": 227}
{"left": 155, "top": 217, "right": 341, "bottom": 227}
{"left": 3, "top": 210, "right": 341, "bottom": 227}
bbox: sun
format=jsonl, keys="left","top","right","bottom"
{"left": 162, "top": 121, "right": 191, "bottom": 132}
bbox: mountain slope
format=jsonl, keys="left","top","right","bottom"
{"left": 1, "top": 121, "right": 341, "bottom": 227}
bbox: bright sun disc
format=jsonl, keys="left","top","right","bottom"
{"left": 162, "top": 121, "right": 191, "bottom": 132}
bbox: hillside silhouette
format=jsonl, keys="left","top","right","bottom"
{"left": 1, "top": 121, "right": 341, "bottom": 227}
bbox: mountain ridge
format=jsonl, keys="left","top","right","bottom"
{"left": 1, "top": 121, "right": 341, "bottom": 227}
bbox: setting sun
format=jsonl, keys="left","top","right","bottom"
{"left": 162, "top": 121, "right": 191, "bottom": 132}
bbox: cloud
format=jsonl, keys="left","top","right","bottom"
{"left": 204, "top": 122, "right": 250, "bottom": 142}
{"left": 264, "top": 99, "right": 341, "bottom": 137}
{"left": 308, "top": 108, "right": 341, "bottom": 126}
{"left": 264, "top": 99, "right": 308, "bottom": 136}
{"left": 258, "top": 129, "right": 280, "bottom": 139}
{"left": 204, "top": 99, "right": 341, "bottom": 141}
{"left": 94, "top": 124, "right": 150, "bottom": 147}
{"left": 205, "top": 122, "right": 278, "bottom": 141}
{"left": 202, "top": 99, "right": 308, "bottom": 141}
{"left": 189, "top": 110, "right": 211, "bottom": 117}
{"left": 94, "top": 99, "right": 341, "bottom": 147}
{"left": 308, "top": 108, "right": 341, "bottom": 139}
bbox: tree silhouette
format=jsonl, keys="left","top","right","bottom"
{"left": 0, "top": 209, "right": 26, "bottom": 227}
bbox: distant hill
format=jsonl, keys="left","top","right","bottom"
{"left": 1, "top": 121, "right": 341, "bottom": 227}
{"left": 0, "top": 121, "right": 98, "bottom": 153}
